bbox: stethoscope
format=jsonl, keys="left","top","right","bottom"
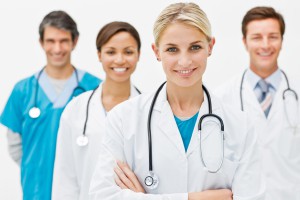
{"left": 76, "top": 85, "right": 141, "bottom": 147}
{"left": 144, "top": 81, "right": 225, "bottom": 190}
{"left": 28, "top": 66, "right": 85, "bottom": 119}
{"left": 240, "top": 69, "right": 299, "bottom": 126}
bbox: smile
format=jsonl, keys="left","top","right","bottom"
{"left": 112, "top": 67, "right": 127, "bottom": 72}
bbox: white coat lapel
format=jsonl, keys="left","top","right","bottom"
{"left": 243, "top": 79, "right": 266, "bottom": 118}
{"left": 267, "top": 77, "right": 285, "bottom": 121}
{"left": 154, "top": 85, "right": 186, "bottom": 157}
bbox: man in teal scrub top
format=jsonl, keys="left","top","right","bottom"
{"left": 0, "top": 10, "right": 100, "bottom": 200}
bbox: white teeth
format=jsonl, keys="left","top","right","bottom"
{"left": 113, "top": 68, "right": 126, "bottom": 72}
{"left": 178, "top": 69, "right": 193, "bottom": 74}
{"left": 259, "top": 52, "right": 271, "bottom": 56}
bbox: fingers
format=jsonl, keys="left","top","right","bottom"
{"left": 114, "top": 176, "right": 127, "bottom": 189}
{"left": 114, "top": 165, "right": 136, "bottom": 191}
{"left": 115, "top": 160, "right": 145, "bottom": 193}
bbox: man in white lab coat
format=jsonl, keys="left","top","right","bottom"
{"left": 215, "top": 6, "right": 300, "bottom": 200}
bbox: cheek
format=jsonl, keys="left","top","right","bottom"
{"left": 126, "top": 56, "right": 139, "bottom": 67}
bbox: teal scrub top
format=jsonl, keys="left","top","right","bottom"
{"left": 0, "top": 69, "right": 101, "bottom": 200}
{"left": 174, "top": 112, "right": 199, "bottom": 152}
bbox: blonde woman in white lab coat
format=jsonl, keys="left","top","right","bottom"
{"left": 52, "top": 21, "right": 141, "bottom": 200}
{"left": 89, "top": 3, "right": 265, "bottom": 200}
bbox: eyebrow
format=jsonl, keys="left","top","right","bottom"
{"left": 103, "top": 46, "right": 136, "bottom": 49}
{"left": 164, "top": 40, "right": 205, "bottom": 46}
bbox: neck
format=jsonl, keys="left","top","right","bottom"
{"left": 250, "top": 65, "right": 278, "bottom": 79}
{"left": 101, "top": 78, "right": 131, "bottom": 112}
{"left": 45, "top": 63, "right": 74, "bottom": 79}
{"left": 167, "top": 80, "right": 204, "bottom": 117}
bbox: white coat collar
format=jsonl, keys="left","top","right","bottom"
{"left": 91, "top": 82, "right": 140, "bottom": 116}
{"left": 152, "top": 82, "right": 222, "bottom": 156}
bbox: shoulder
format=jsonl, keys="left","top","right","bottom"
{"left": 214, "top": 75, "right": 241, "bottom": 97}
{"left": 62, "top": 90, "right": 94, "bottom": 118}
{"left": 78, "top": 70, "right": 102, "bottom": 90}
{"left": 13, "top": 75, "right": 35, "bottom": 91}
{"left": 212, "top": 93, "right": 249, "bottom": 135}
{"left": 108, "top": 92, "right": 154, "bottom": 119}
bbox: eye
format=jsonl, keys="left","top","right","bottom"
{"left": 191, "top": 45, "right": 201, "bottom": 51}
{"left": 106, "top": 51, "right": 115, "bottom": 55}
{"left": 125, "top": 50, "right": 134, "bottom": 55}
{"left": 269, "top": 35, "right": 280, "bottom": 40}
{"left": 166, "top": 47, "right": 177, "bottom": 52}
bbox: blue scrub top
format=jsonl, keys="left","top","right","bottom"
{"left": 0, "top": 69, "right": 101, "bottom": 200}
{"left": 174, "top": 112, "right": 199, "bottom": 152}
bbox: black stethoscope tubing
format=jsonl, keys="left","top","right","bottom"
{"left": 33, "top": 66, "right": 81, "bottom": 108}
{"left": 31, "top": 66, "right": 82, "bottom": 117}
{"left": 81, "top": 85, "right": 141, "bottom": 137}
{"left": 147, "top": 81, "right": 224, "bottom": 175}
{"left": 240, "top": 69, "right": 298, "bottom": 111}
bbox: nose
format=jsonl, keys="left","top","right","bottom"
{"left": 177, "top": 52, "right": 192, "bottom": 68}
{"left": 115, "top": 53, "right": 125, "bottom": 64}
{"left": 53, "top": 42, "right": 62, "bottom": 53}
{"left": 261, "top": 37, "right": 270, "bottom": 49}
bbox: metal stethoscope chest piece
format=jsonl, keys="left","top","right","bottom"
{"left": 76, "top": 135, "right": 89, "bottom": 146}
{"left": 145, "top": 81, "right": 224, "bottom": 190}
{"left": 29, "top": 66, "right": 84, "bottom": 119}
{"left": 144, "top": 171, "right": 159, "bottom": 190}
{"left": 29, "top": 107, "right": 41, "bottom": 118}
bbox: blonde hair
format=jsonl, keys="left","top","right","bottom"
{"left": 153, "top": 2, "right": 212, "bottom": 46}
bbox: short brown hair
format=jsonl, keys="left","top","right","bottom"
{"left": 242, "top": 6, "right": 285, "bottom": 38}
{"left": 96, "top": 21, "right": 141, "bottom": 52}
{"left": 39, "top": 10, "right": 79, "bottom": 42}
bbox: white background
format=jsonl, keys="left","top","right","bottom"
{"left": 0, "top": 0, "right": 299, "bottom": 199}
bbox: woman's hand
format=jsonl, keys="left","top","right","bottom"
{"left": 189, "top": 189, "right": 233, "bottom": 200}
{"left": 114, "top": 160, "right": 145, "bottom": 193}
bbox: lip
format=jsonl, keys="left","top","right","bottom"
{"left": 257, "top": 51, "right": 273, "bottom": 58}
{"left": 175, "top": 68, "right": 196, "bottom": 77}
{"left": 111, "top": 67, "right": 128, "bottom": 73}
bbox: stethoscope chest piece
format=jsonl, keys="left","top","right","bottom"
{"left": 144, "top": 171, "right": 159, "bottom": 190}
{"left": 77, "top": 135, "right": 89, "bottom": 146}
{"left": 29, "top": 107, "right": 41, "bottom": 118}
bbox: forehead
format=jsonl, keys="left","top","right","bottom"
{"left": 102, "top": 31, "right": 138, "bottom": 48}
{"left": 159, "top": 22, "right": 207, "bottom": 45}
{"left": 246, "top": 18, "right": 281, "bottom": 35}
{"left": 43, "top": 26, "right": 72, "bottom": 40}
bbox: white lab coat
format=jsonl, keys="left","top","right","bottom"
{"left": 52, "top": 83, "right": 140, "bottom": 200}
{"left": 89, "top": 84, "right": 265, "bottom": 200}
{"left": 214, "top": 72, "right": 300, "bottom": 200}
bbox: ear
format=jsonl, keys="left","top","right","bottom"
{"left": 242, "top": 37, "right": 248, "bottom": 51}
{"left": 39, "top": 38, "right": 44, "bottom": 49}
{"left": 97, "top": 51, "right": 102, "bottom": 62}
{"left": 151, "top": 43, "right": 161, "bottom": 61}
{"left": 137, "top": 50, "right": 141, "bottom": 61}
{"left": 208, "top": 37, "right": 216, "bottom": 56}
{"left": 72, "top": 36, "right": 79, "bottom": 50}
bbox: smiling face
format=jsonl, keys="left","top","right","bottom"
{"left": 152, "top": 22, "right": 214, "bottom": 88}
{"left": 98, "top": 31, "right": 140, "bottom": 83}
{"left": 243, "top": 18, "right": 282, "bottom": 77}
{"left": 40, "top": 26, "right": 77, "bottom": 69}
